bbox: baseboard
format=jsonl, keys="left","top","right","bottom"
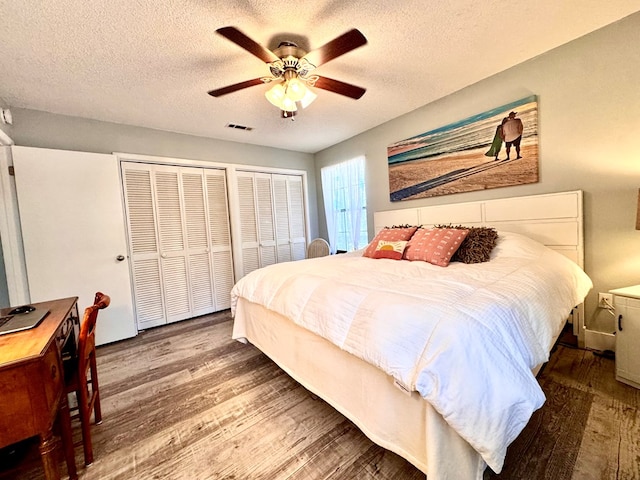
{"left": 584, "top": 329, "right": 616, "bottom": 352}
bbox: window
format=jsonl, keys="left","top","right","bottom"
{"left": 321, "top": 157, "right": 367, "bottom": 252}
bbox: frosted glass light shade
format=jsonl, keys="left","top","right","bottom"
{"left": 281, "top": 95, "right": 297, "bottom": 112}
{"left": 300, "top": 88, "right": 317, "bottom": 109}
{"left": 265, "top": 83, "right": 286, "bottom": 108}
{"left": 286, "top": 77, "right": 307, "bottom": 102}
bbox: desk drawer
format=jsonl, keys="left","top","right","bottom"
{"left": 0, "top": 365, "right": 37, "bottom": 447}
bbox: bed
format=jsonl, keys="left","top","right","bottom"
{"left": 230, "top": 190, "right": 592, "bottom": 479}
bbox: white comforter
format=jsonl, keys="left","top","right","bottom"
{"left": 230, "top": 232, "right": 592, "bottom": 472}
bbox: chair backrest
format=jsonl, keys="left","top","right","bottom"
{"left": 306, "top": 238, "right": 330, "bottom": 258}
{"left": 78, "top": 292, "right": 110, "bottom": 372}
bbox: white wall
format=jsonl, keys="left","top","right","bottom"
{"left": 314, "top": 12, "right": 640, "bottom": 333}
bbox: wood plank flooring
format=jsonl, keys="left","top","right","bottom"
{"left": 1, "top": 312, "right": 639, "bottom": 479}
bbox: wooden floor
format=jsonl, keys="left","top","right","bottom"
{"left": 1, "top": 312, "right": 639, "bottom": 480}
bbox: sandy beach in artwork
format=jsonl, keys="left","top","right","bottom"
{"left": 389, "top": 143, "right": 538, "bottom": 200}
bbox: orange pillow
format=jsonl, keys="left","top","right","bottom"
{"left": 363, "top": 227, "right": 418, "bottom": 258}
{"left": 372, "top": 240, "right": 408, "bottom": 260}
{"left": 403, "top": 228, "right": 469, "bottom": 266}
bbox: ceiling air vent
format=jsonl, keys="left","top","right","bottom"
{"left": 226, "top": 123, "right": 253, "bottom": 131}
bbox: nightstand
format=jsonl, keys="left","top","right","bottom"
{"left": 610, "top": 285, "right": 640, "bottom": 389}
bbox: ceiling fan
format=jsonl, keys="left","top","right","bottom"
{"left": 208, "top": 26, "right": 367, "bottom": 118}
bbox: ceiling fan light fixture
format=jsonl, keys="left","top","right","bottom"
{"left": 210, "top": 27, "right": 368, "bottom": 119}
{"left": 265, "top": 77, "right": 305, "bottom": 112}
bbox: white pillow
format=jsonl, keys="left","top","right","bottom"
{"left": 490, "top": 231, "right": 548, "bottom": 260}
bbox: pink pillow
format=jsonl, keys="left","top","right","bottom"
{"left": 403, "top": 228, "right": 469, "bottom": 266}
{"left": 363, "top": 227, "right": 418, "bottom": 258}
{"left": 372, "top": 240, "right": 408, "bottom": 260}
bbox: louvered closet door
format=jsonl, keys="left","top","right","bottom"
{"left": 122, "top": 163, "right": 166, "bottom": 329}
{"left": 181, "top": 168, "right": 216, "bottom": 317}
{"left": 154, "top": 165, "right": 192, "bottom": 323}
{"left": 204, "top": 169, "right": 234, "bottom": 310}
{"left": 255, "top": 173, "right": 277, "bottom": 267}
{"left": 236, "top": 172, "right": 260, "bottom": 277}
{"left": 273, "top": 174, "right": 307, "bottom": 262}
{"left": 273, "top": 175, "right": 292, "bottom": 262}
{"left": 286, "top": 175, "right": 307, "bottom": 260}
{"left": 236, "top": 171, "right": 277, "bottom": 277}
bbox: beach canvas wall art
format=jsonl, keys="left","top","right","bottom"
{"left": 387, "top": 95, "right": 539, "bottom": 201}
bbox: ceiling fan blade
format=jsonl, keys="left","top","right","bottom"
{"left": 208, "top": 78, "right": 265, "bottom": 97}
{"left": 313, "top": 76, "right": 366, "bottom": 99}
{"left": 216, "top": 26, "right": 279, "bottom": 64}
{"left": 302, "top": 29, "right": 367, "bottom": 68}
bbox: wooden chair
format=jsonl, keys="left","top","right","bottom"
{"left": 306, "top": 238, "right": 330, "bottom": 258}
{"left": 64, "top": 292, "right": 110, "bottom": 466}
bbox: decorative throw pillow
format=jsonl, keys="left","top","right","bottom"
{"left": 403, "top": 228, "right": 468, "bottom": 267}
{"left": 363, "top": 226, "right": 418, "bottom": 258}
{"left": 372, "top": 240, "right": 408, "bottom": 260}
{"left": 435, "top": 225, "right": 499, "bottom": 264}
{"left": 454, "top": 227, "right": 498, "bottom": 263}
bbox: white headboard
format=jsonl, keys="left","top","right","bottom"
{"left": 374, "top": 190, "right": 584, "bottom": 268}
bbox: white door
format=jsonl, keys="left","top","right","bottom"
{"left": 284, "top": 175, "right": 307, "bottom": 261}
{"left": 122, "top": 162, "right": 234, "bottom": 328}
{"left": 204, "top": 169, "right": 234, "bottom": 310}
{"left": 255, "top": 173, "right": 277, "bottom": 267}
{"left": 273, "top": 174, "right": 307, "bottom": 262}
{"left": 153, "top": 165, "right": 192, "bottom": 323}
{"left": 615, "top": 296, "right": 640, "bottom": 386}
{"left": 12, "top": 146, "right": 137, "bottom": 345}
{"left": 236, "top": 171, "right": 277, "bottom": 277}
{"left": 236, "top": 172, "right": 260, "bottom": 277}
{"left": 121, "top": 163, "right": 166, "bottom": 329}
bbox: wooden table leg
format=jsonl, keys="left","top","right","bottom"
{"left": 38, "top": 429, "right": 61, "bottom": 480}
{"left": 58, "top": 394, "right": 78, "bottom": 480}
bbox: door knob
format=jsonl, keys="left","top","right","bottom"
{"left": 116, "top": 255, "right": 125, "bottom": 261}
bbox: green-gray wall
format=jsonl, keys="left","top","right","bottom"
{"left": 0, "top": 109, "right": 316, "bottom": 308}
{"left": 314, "top": 12, "right": 640, "bottom": 333}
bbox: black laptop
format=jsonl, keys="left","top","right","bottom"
{"left": 0, "top": 305, "right": 49, "bottom": 336}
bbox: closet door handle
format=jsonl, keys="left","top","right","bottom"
{"left": 161, "top": 253, "right": 167, "bottom": 258}
{"left": 116, "top": 255, "right": 125, "bottom": 261}
{"left": 618, "top": 314, "right": 623, "bottom": 331}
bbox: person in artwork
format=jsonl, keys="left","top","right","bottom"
{"left": 502, "top": 111, "right": 524, "bottom": 160}
{"left": 485, "top": 119, "right": 505, "bottom": 161}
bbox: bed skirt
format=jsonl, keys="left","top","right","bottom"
{"left": 232, "top": 297, "right": 487, "bottom": 480}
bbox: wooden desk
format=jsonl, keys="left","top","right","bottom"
{"left": 0, "top": 297, "right": 79, "bottom": 480}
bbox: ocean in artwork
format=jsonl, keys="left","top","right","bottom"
{"left": 387, "top": 95, "right": 538, "bottom": 201}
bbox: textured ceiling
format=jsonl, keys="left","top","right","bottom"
{"left": 0, "top": 1, "right": 638, "bottom": 153}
